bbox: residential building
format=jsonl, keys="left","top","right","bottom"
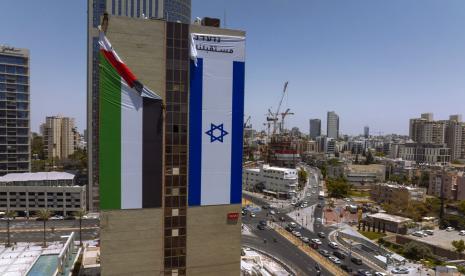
{"left": 96, "top": 16, "right": 244, "bottom": 275}
{"left": 41, "top": 116, "right": 79, "bottom": 160}
{"left": 309, "top": 118, "right": 321, "bottom": 139}
{"left": 399, "top": 143, "right": 450, "bottom": 165}
{"left": 0, "top": 172, "right": 85, "bottom": 216}
{"left": 428, "top": 170, "right": 465, "bottom": 201}
{"left": 344, "top": 164, "right": 386, "bottom": 188}
{"left": 370, "top": 183, "right": 427, "bottom": 205}
{"left": 87, "top": 0, "right": 191, "bottom": 212}
{"left": 327, "top": 111, "right": 339, "bottom": 139}
{"left": 364, "top": 126, "right": 369, "bottom": 138}
{"left": 243, "top": 164, "right": 298, "bottom": 198}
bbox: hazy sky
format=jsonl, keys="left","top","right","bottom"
{"left": 1, "top": 1, "right": 465, "bottom": 135}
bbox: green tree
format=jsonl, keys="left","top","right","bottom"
{"left": 403, "top": 242, "right": 432, "bottom": 260}
{"left": 36, "top": 209, "right": 53, "bottom": 247}
{"left": 452, "top": 240, "right": 465, "bottom": 255}
{"left": 73, "top": 209, "right": 87, "bottom": 246}
{"left": 31, "top": 133, "right": 45, "bottom": 159}
{"left": 458, "top": 200, "right": 465, "bottom": 214}
{"left": 5, "top": 210, "right": 17, "bottom": 247}
{"left": 297, "top": 168, "right": 308, "bottom": 190}
{"left": 365, "top": 150, "right": 375, "bottom": 165}
{"left": 326, "top": 177, "right": 350, "bottom": 198}
{"left": 419, "top": 172, "right": 430, "bottom": 188}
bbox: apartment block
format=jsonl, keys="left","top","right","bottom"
{"left": 428, "top": 170, "right": 465, "bottom": 201}
{"left": 399, "top": 143, "right": 450, "bottom": 165}
{"left": 370, "top": 182, "right": 426, "bottom": 205}
{"left": 243, "top": 164, "right": 298, "bottom": 198}
{"left": 41, "top": 116, "right": 79, "bottom": 160}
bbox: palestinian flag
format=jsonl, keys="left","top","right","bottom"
{"left": 98, "top": 31, "right": 163, "bottom": 210}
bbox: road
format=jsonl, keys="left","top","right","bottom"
{"left": 243, "top": 165, "right": 375, "bottom": 275}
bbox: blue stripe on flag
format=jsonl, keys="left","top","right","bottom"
{"left": 188, "top": 58, "right": 203, "bottom": 206}
{"left": 230, "top": 61, "right": 245, "bottom": 204}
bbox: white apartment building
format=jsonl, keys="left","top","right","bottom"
{"left": 41, "top": 116, "right": 80, "bottom": 160}
{"left": 0, "top": 172, "right": 86, "bottom": 216}
{"left": 243, "top": 164, "right": 298, "bottom": 198}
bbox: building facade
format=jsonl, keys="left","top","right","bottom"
{"left": 428, "top": 170, "right": 465, "bottom": 201}
{"left": 327, "top": 111, "right": 339, "bottom": 139}
{"left": 87, "top": 0, "right": 191, "bottom": 211}
{"left": 242, "top": 164, "right": 298, "bottom": 198}
{"left": 309, "top": 118, "right": 321, "bottom": 139}
{"left": 0, "top": 46, "right": 30, "bottom": 176}
{"left": 370, "top": 183, "right": 426, "bottom": 205}
{"left": 399, "top": 143, "right": 450, "bottom": 165}
{"left": 364, "top": 126, "right": 369, "bottom": 138}
{"left": 0, "top": 172, "right": 85, "bottom": 215}
{"left": 97, "top": 16, "right": 244, "bottom": 276}
{"left": 41, "top": 116, "right": 79, "bottom": 160}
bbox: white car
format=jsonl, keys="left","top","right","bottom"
{"left": 459, "top": 230, "right": 465, "bottom": 236}
{"left": 293, "top": 231, "right": 302, "bottom": 238}
{"left": 423, "top": 230, "right": 434, "bottom": 235}
{"left": 374, "top": 272, "right": 387, "bottom": 276}
{"left": 391, "top": 267, "right": 409, "bottom": 274}
{"left": 311, "top": 238, "right": 322, "bottom": 245}
{"left": 446, "top": 227, "right": 455, "bottom": 232}
{"left": 328, "top": 256, "right": 341, "bottom": 264}
{"left": 328, "top": 242, "right": 339, "bottom": 249}
{"left": 300, "top": 236, "right": 310, "bottom": 243}
{"left": 412, "top": 231, "right": 424, "bottom": 237}
{"left": 269, "top": 210, "right": 276, "bottom": 215}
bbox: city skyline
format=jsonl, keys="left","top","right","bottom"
{"left": 2, "top": 1, "right": 465, "bottom": 134}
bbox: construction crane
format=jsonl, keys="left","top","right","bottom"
{"left": 269, "top": 81, "right": 289, "bottom": 135}
{"left": 243, "top": 115, "right": 251, "bottom": 128}
{"left": 280, "top": 108, "right": 294, "bottom": 133}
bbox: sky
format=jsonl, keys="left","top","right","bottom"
{"left": 1, "top": 1, "right": 465, "bottom": 135}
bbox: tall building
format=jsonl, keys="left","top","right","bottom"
{"left": 87, "top": 0, "right": 192, "bottom": 211}
{"left": 309, "top": 118, "right": 321, "bottom": 139}
{"left": 327, "top": 111, "right": 339, "bottom": 139}
{"left": 364, "top": 126, "right": 369, "bottom": 138}
{"left": 96, "top": 16, "right": 245, "bottom": 275}
{"left": 0, "top": 46, "right": 30, "bottom": 175}
{"left": 41, "top": 116, "right": 79, "bottom": 160}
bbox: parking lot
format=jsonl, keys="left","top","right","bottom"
{"left": 408, "top": 228, "right": 465, "bottom": 251}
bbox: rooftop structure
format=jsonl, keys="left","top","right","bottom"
{"left": 0, "top": 171, "right": 75, "bottom": 184}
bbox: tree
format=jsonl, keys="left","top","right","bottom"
{"left": 452, "top": 240, "right": 465, "bottom": 255}
{"left": 5, "top": 210, "right": 17, "bottom": 247}
{"left": 365, "top": 150, "right": 375, "bottom": 165}
{"left": 326, "top": 177, "right": 350, "bottom": 198}
{"left": 458, "top": 200, "right": 465, "bottom": 214}
{"left": 419, "top": 172, "right": 430, "bottom": 188}
{"left": 31, "top": 133, "right": 45, "bottom": 160}
{"left": 36, "top": 209, "right": 53, "bottom": 247}
{"left": 73, "top": 209, "right": 87, "bottom": 246}
{"left": 403, "top": 242, "right": 432, "bottom": 260}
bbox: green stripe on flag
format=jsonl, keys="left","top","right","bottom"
{"left": 99, "top": 52, "right": 121, "bottom": 210}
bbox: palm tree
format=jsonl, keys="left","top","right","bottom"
{"left": 36, "top": 209, "right": 52, "bottom": 247}
{"left": 5, "top": 210, "right": 17, "bottom": 247}
{"left": 73, "top": 209, "right": 87, "bottom": 246}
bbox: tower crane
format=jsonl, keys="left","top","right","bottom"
{"left": 280, "top": 108, "right": 294, "bottom": 133}
{"left": 269, "top": 81, "right": 289, "bottom": 135}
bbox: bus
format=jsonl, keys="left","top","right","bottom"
{"left": 318, "top": 191, "right": 325, "bottom": 200}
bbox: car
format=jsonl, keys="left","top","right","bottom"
{"left": 316, "top": 218, "right": 322, "bottom": 223}
{"left": 279, "top": 216, "right": 286, "bottom": 222}
{"left": 293, "top": 231, "right": 302, "bottom": 238}
{"left": 357, "top": 269, "right": 372, "bottom": 276}
{"left": 459, "top": 230, "right": 465, "bottom": 236}
{"left": 259, "top": 220, "right": 267, "bottom": 226}
{"left": 333, "top": 250, "right": 346, "bottom": 259}
{"left": 351, "top": 257, "right": 363, "bottom": 265}
{"left": 340, "top": 264, "right": 353, "bottom": 272}
{"left": 412, "top": 231, "right": 424, "bottom": 237}
{"left": 328, "top": 241, "right": 339, "bottom": 249}
{"left": 328, "top": 256, "right": 341, "bottom": 264}
{"left": 317, "top": 203, "right": 322, "bottom": 208}
{"left": 289, "top": 222, "right": 297, "bottom": 228}
{"left": 50, "top": 215, "right": 63, "bottom": 220}
{"left": 314, "top": 263, "right": 321, "bottom": 272}
{"left": 318, "top": 249, "right": 330, "bottom": 257}
{"left": 269, "top": 210, "right": 276, "bottom": 215}
{"left": 285, "top": 226, "right": 293, "bottom": 232}
{"left": 300, "top": 237, "right": 310, "bottom": 243}
{"left": 311, "top": 238, "right": 322, "bottom": 245}
{"left": 317, "top": 232, "right": 326, "bottom": 238}
{"left": 391, "top": 267, "right": 409, "bottom": 274}
{"left": 257, "top": 224, "right": 266, "bottom": 230}
{"left": 446, "top": 226, "right": 455, "bottom": 232}
{"left": 241, "top": 210, "right": 246, "bottom": 216}
{"left": 250, "top": 213, "right": 256, "bottom": 218}
{"left": 423, "top": 230, "right": 434, "bottom": 235}
{"left": 374, "top": 272, "right": 387, "bottom": 276}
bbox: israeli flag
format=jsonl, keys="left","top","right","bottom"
{"left": 189, "top": 33, "right": 246, "bottom": 206}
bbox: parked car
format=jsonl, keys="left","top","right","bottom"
{"left": 318, "top": 249, "right": 330, "bottom": 257}
{"left": 317, "top": 232, "right": 326, "bottom": 238}
{"left": 328, "top": 241, "right": 339, "bottom": 249}
{"left": 311, "top": 238, "right": 322, "bottom": 245}
{"left": 391, "top": 267, "right": 409, "bottom": 274}
{"left": 289, "top": 222, "right": 297, "bottom": 228}
{"left": 459, "top": 230, "right": 465, "bottom": 236}
{"left": 423, "top": 230, "right": 434, "bottom": 235}
{"left": 300, "top": 237, "right": 310, "bottom": 243}
{"left": 269, "top": 210, "right": 276, "bottom": 215}
{"left": 333, "top": 250, "right": 346, "bottom": 259}
{"left": 374, "top": 272, "right": 387, "bottom": 276}
{"left": 293, "top": 231, "right": 302, "bottom": 238}
{"left": 351, "top": 257, "right": 363, "bottom": 265}
{"left": 259, "top": 220, "right": 267, "bottom": 226}
{"left": 328, "top": 256, "right": 341, "bottom": 265}
{"left": 446, "top": 227, "right": 455, "bottom": 232}
{"left": 257, "top": 224, "right": 266, "bottom": 230}
{"left": 357, "top": 269, "right": 372, "bottom": 276}
{"left": 250, "top": 212, "right": 256, "bottom": 218}
{"left": 412, "top": 231, "right": 424, "bottom": 237}
{"left": 340, "top": 264, "right": 352, "bottom": 272}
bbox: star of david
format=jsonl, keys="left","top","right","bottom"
{"left": 205, "top": 123, "right": 228, "bottom": 143}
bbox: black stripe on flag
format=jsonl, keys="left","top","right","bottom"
{"left": 142, "top": 97, "right": 163, "bottom": 208}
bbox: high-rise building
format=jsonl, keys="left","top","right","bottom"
{"left": 309, "top": 118, "right": 321, "bottom": 139}
{"left": 87, "top": 0, "right": 192, "bottom": 211}
{"left": 41, "top": 116, "right": 79, "bottom": 160}
{"left": 421, "top": 112, "right": 434, "bottom": 121}
{"left": 364, "top": 126, "right": 369, "bottom": 138}
{"left": 327, "top": 111, "right": 339, "bottom": 139}
{"left": 0, "top": 46, "right": 30, "bottom": 175}
{"left": 96, "top": 16, "right": 245, "bottom": 275}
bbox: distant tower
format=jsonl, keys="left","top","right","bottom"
{"left": 309, "top": 119, "right": 321, "bottom": 139}
{"left": 364, "top": 126, "right": 369, "bottom": 138}
{"left": 327, "top": 111, "right": 339, "bottom": 139}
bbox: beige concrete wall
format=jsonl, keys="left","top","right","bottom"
{"left": 186, "top": 204, "right": 241, "bottom": 276}
{"left": 100, "top": 209, "right": 164, "bottom": 275}
{"left": 106, "top": 16, "right": 166, "bottom": 99}
{"left": 190, "top": 24, "right": 245, "bottom": 37}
